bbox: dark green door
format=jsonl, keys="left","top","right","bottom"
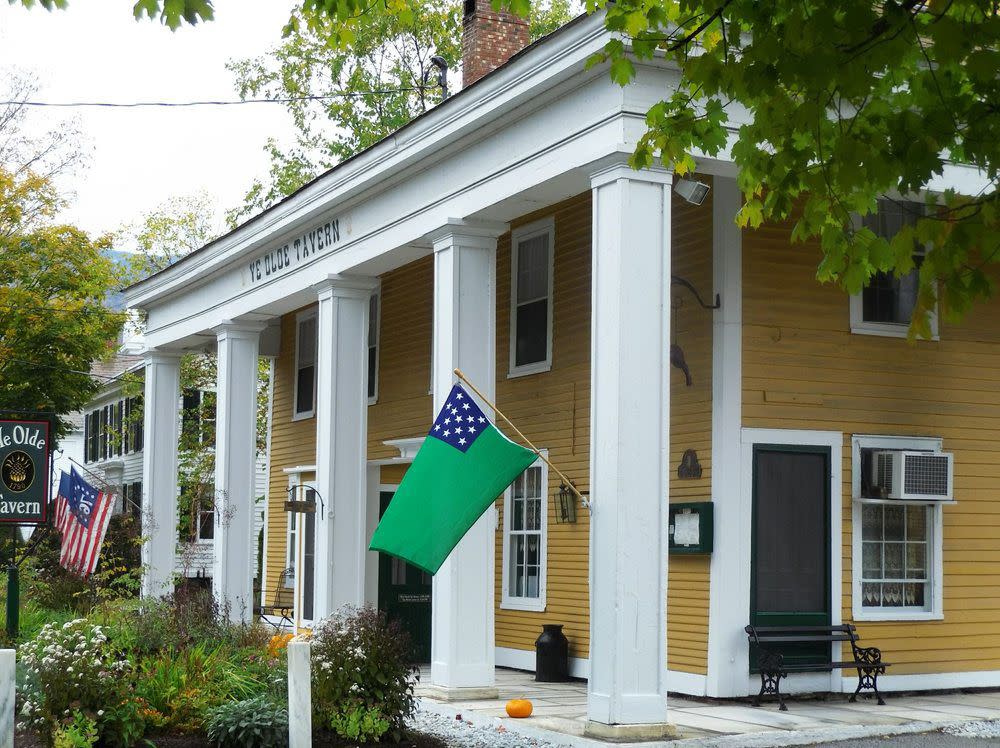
{"left": 377, "top": 491, "right": 432, "bottom": 663}
{"left": 751, "top": 445, "right": 831, "bottom": 670}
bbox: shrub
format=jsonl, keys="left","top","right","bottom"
{"left": 206, "top": 695, "right": 289, "bottom": 748}
{"left": 18, "top": 619, "right": 129, "bottom": 742}
{"left": 310, "top": 606, "right": 418, "bottom": 742}
{"left": 52, "top": 711, "right": 98, "bottom": 748}
{"left": 329, "top": 705, "right": 390, "bottom": 744}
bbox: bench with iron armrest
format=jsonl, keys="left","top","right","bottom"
{"left": 260, "top": 567, "right": 295, "bottom": 631}
{"left": 744, "top": 623, "right": 891, "bottom": 711}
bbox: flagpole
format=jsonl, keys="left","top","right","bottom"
{"left": 67, "top": 457, "right": 137, "bottom": 514}
{"left": 452, "top": 368, "right": 589, "bottom": 505}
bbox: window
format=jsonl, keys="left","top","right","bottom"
{"left": 367, "top": 292, "right": 379, "bottom": 404}
{"left": 124, "top": 396, "right": 143, "bottom": 454}
{"left": 852, "top": 435, "right": 944, "bottom": 621}
{"left": 196, "top": 498, "right": 215, "bottom": 541}
{"left": 850, "top": 199, "right": 938, "bottom": 338}
{"left": 182, "top": 390, "right": 217, "bottom": 445}
{"left": 501, "top": 456, "right": 548, "bottom": 611}
{"left": 293, "top": 311, "right": 318, "bottom": 419}
{"left": 509, "top": 218, "right": 554, "bottom": 377}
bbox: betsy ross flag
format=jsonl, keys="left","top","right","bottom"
{"left": 369, "top": 383, "right": 536, "bottom": 574}
{"left": 55, "top": 468, "right": 114, "bottom": 578}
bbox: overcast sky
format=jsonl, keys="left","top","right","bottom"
{"left": 0, "top": 0, "right": 299, "bottom": 238}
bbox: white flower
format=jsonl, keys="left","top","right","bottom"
{"left": 97, "top": 710, "right": 104, "bottom": 717}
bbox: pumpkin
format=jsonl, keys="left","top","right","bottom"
{"left": 505, "top": 699, "right": 533, "bottom": 718}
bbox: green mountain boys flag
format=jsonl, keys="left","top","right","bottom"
{"left": 369, "top": 383, "right": 536, "bottom": 574}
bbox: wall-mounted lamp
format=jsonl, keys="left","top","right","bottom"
{"left": 554, "top": 482, "right": 579, "bottom": 524}
{"left": 674, "top": 178, "right": 711, "bottom": 206}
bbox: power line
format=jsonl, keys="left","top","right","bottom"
{"left": 1, "top": 88, "right": 431, "bottom": 109}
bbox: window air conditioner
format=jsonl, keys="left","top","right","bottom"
{"left": 870, "top": 450, "right": 954, "bottom": 501}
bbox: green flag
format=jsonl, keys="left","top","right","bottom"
{"left": 369, "top": 382, "right": 537, "bottom": 574}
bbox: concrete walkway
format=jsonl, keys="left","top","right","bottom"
{"left": 416, "top": 668, "right": 1000, "bottom": 746}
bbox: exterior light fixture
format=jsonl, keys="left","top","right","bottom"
{"left": 674, "top": 178, "right": 710, "bottom": 206}
{"left": 554, "top": 482, "right": 578, "bottom": 524}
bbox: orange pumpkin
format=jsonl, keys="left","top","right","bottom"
{"left": 505, "top": 699, "right": 533, "bottom": 718}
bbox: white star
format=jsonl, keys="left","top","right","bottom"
{"left": 468, "top": 426, "right": 476, "bottom": 434}
{"left": 458, "top": 437, "right": 467, "bottom": 445}
{"left": 462, "top": 402, "right": 470, "bottom": 410}
{"left": 478, "top": 416, "right": 486, "bottom": 423}
{"left": 445, "top": 402, "right": 452, "bottom": 410}
{"left": 455, "top": 427, "right": 463, "bottom": 434}
{"left": 444, "top": 417, "right": 451, "bottom": 425}
{"left": 443, "top": 430, "right": 451, "bottom": 437}
{"left": 451, "top": 408, "right": 458, "bottom": 415}
{"left": 456, "top": 393, "right": 464, "bottom": 399}
{"left": 434, "top": 424, "right": 441, "bottom": 431}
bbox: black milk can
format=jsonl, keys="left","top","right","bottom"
{"left": 535, "top": 624, "right": 570, "bottom": 682}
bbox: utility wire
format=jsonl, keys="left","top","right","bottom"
{"left": 3, "top": 359, "right": 126, "bottom": 381}
{"left": 2, "top": 88, "right": 428, "bottom": 109}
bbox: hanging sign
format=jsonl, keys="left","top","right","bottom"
{"left": 0, "top": 419, "right": 51, "bottom": 525}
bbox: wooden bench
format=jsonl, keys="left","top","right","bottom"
{"left": 260, "top": 567, "right": 295, "bottom": 630}
{"left": 745, "top": 623, "right": 891, "bottom": 711}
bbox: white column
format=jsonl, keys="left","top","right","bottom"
{"left": 313, "top": 274, "right": 378, "bottom": 619}
{"left": 586, "top": 163, "right": 674, "bottom": 736}
{"left": 141, "top": 350, "right": 182, "bottom": 599}
{"left": 0, "top": 649, "right": 14, "bottom": 748}
{"left": 364, "top": 463, "right": 381, "bottom": 607}
{"left": 428, "top": 220, "right": 505, "bottom": 698}
{"left": 705, "top": 177, "right": 748, "bottom": 698}
{"left": 213, "top": 322, "right": 264, "bottom": 623}
{"left": 287, "top": 640, "right": 312, "bottom": 748}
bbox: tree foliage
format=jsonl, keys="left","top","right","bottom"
{"left": 117, "top": 192, "right": 217, "bottom": 284}
{"left": 227, "top": 0, "right": 574, "bottom": 224}
{"left": 582, "top": 0, "right": 1000, "bottom": 336}
{"left": 0, "top": 168, "right": 124, "bottom": 440}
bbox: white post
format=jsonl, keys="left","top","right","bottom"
{"left": 213, "top": 322, "right": 264, "bottom": 623}
{"left": 586, "top": 163, "right": 675, "bottom": 738}
{"left": 705, "top": 176, "right": 747, "bottom": 698}
{"left": 140, "top": 350, "right": 182, "bottom": 599}
{"left": 287, "top": 640, "right": 312, "bottom": 748}
{"left": 313, "top": 275, "right": 378, "bottom": 619}
{"left": 427, "top": 220, "right": 505, "bottom": 699}
{"left": 0, "top": 649, "right": 13, "bottom": 748}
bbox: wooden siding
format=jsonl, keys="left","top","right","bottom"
{"left": 494, "top": 194, "right": 594, "bottom": 661}
{"left": 263, "top": 309, "right": 318, "bottom": 605}
{"left": 262, "top": 191, "right": 715, "bottom": 675}
{"left": 666, "top": 180, "right": 714, "bottom": 675}
{"left": 743, "top": 216, "right": 1000, "bottom": 675}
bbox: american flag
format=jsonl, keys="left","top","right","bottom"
{"left": 55, "top": 468, "right": 114, "bottom": 578}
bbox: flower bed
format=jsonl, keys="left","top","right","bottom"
{"left": 13, "top": 593, "right": 433, "bottom": 747}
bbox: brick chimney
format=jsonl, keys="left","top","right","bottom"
{"left": 462, "top": 0, "right": 530, "bottom": 88}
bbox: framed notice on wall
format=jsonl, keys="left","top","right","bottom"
{"left": 0, "top": 418, "right": 51, "bottom": 525}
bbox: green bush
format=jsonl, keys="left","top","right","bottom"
{"left": 52, "top": 711, "right": 98, "bottom": 748}
{"left": 18, "top": 619, "right": 130, "bottom": 743}
{"left": 329, "top": 705, "right": 390, "bottom": 744}
{"left": 310, "top": 606, "right": 418, "bottom": 742}
{"left": 206, "top": 695, "right": 289, "bottom": 748}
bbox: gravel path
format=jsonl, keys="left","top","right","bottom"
{"left": 944, "top": 720, "right": 1000, "bottom": 740}
{"left": 411, "top": 707, "right": 566, "bottom": 748}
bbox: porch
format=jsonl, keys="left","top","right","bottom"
{"left": 417, "top": 667, "right": 1000, "bottom": 746}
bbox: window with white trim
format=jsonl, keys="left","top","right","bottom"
{"left": 367, "top": 292, "right": 379, "bottom": 404}
{"left": 501, "top": 456, "right": 547, "bottom": 611}
{"left": 293, "top": 311, "right": 318, "bottom": 419}
{"left": 852, "top": 435, "right": 944, "bottom": 620}
{"left": 850, "top": 199, "right": 938, "bottom": 338}
{"left": 509, "top": 218, "right": 554, "bottom": 377}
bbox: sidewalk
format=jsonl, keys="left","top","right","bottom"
{"left": 416, "top": 668, "right": 1000, "bottom": 746}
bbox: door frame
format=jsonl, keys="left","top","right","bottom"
{"left": 739, "top": 428, "right": 843, "bottom": 694}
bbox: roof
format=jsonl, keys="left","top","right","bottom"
{"left": 90, "top": 352, "right": 145, "bottom": 385}
{"left": 124, "top": 11, "right": 591, "bottom": 299}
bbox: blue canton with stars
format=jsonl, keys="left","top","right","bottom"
{"left": 428, "top": 384, "right": 490, "bottom": 453}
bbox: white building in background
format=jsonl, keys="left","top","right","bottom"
{"left": 77, "top": 350, "right": 269, "bottom": 582}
